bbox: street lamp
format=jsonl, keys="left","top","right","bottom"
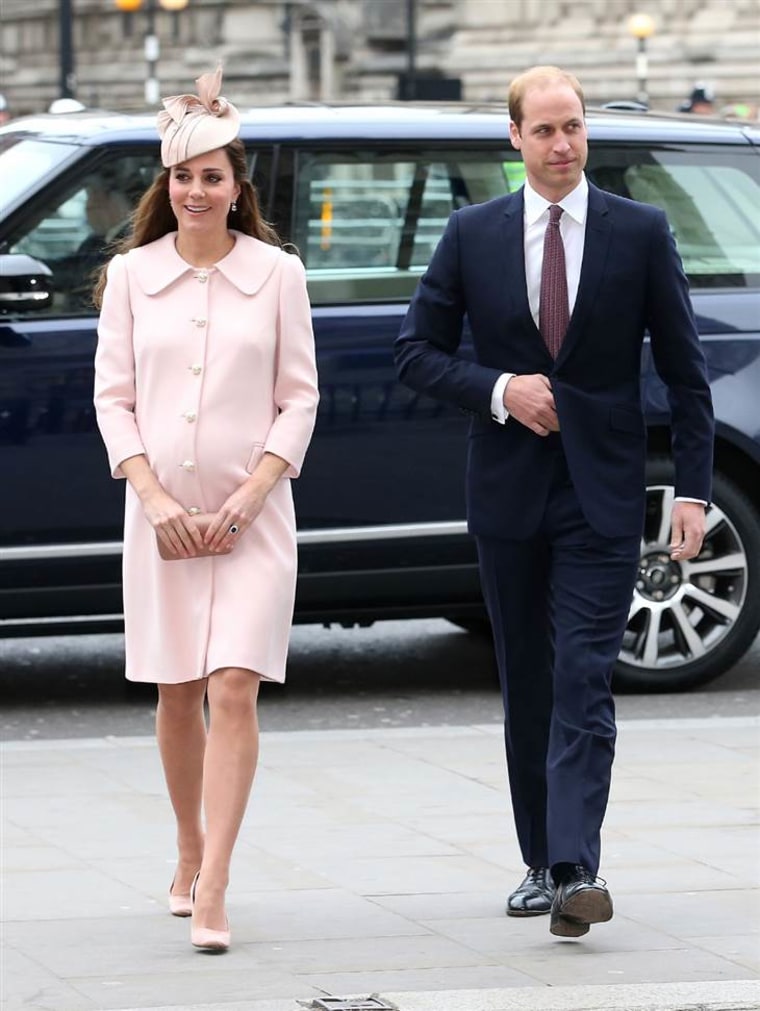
{"left": 627, "top": 13, "right": 655, "bottom": 108}
{"left": 114, "top": 0, "right": 189, "bottom": 106}
{"left": 59, "top": 0, "right": 76, "bottom": 99}
{"left": 405, "top": 0, "right": 417, "bottom": 100}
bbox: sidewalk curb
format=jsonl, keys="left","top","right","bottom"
{"left": 379, "top": 980, "right": 760, "bottom": 1011}
{"left": 112, "top": 980, "right": 760, "bottom": 1011}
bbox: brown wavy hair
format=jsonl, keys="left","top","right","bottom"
{"left": 93, "top": 139, "right": 281, "bottom": 307}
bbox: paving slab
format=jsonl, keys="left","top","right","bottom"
{"left": 1, "top": 716, "right": 758, "bottom": 1011}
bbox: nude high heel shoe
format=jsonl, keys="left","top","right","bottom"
{"left": 169, "top": 876, "right": 193, "bottom": 918}
{"left": 190, "top": 872, "right": 230, "bottom": 952}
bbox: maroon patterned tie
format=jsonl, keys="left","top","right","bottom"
{"left": 539, "top": 204, "right": 569, "bottom": 358}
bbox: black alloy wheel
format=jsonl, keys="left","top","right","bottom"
{"left": 613, "top": 457, "right": 760, "bottom": 692}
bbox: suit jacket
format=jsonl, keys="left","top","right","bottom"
{"left": 394, "top": 182, "right": 714, "bottom": 539}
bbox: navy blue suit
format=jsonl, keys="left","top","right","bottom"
{"left": 395, "top": 182, "right": 714, "bottom": 875}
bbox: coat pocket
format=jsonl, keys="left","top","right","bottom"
{"left": 245, "top": 442, "right": 265, "bottom": 474}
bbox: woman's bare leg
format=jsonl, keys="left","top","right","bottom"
{"left": 156, "top": 680, "right": 208, "bottom": 895}
{"left": 192, "top": 666, "right": 261, "bottom": 930}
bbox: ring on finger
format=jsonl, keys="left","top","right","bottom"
{"left": 228, "top": 524, "right": 239, "bottom": 535}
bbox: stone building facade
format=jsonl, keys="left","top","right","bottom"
{"left": 1, "top": 0, "right": 758, "bottom": 117}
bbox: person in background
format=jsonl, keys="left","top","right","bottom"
{"left": 678, "top": 84, "right": 715, "bottom": 114}
{"left": 93, "top": 67, "right": 319, "bottom": 952}
{"left": 395, "top": 65, "right": 714, "bottom": 939}
{"left": 81, "top": 176, "right": 133, "bottom": 250}
{"left": 720, "top": 101, "right": 759, "bottom": 121}
{"left": 62, "top": 175, "right": 134, "bottom": 308}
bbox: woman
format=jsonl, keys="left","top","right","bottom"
{"left": 93, "top": 68, "right": 319, "bottom": 952}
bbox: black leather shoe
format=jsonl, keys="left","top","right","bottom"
{"left": 550, "top": 864, "right": 613, "bottom": 937}
{"left": 506, "top": 867, "right": 555, "bottom": 917}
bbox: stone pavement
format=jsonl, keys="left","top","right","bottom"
{"left": 2, "top": 716, "right": 758, "bottom": 1011}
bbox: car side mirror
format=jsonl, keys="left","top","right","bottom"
{"left": 0, "top": 254, "right": 54, "bottom": 313}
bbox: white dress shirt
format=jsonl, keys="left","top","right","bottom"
{"left": 490, "top": 175, "right": 588, "bottom": 423}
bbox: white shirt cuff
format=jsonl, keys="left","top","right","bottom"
{"left": 490, "top": 373, "right": 515, "bottom": 424}
{"left": 674, "top": 497, "right": 708, "bottom": 506}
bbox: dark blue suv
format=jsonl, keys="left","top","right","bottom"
{"left": 1, "top": 103, "right": 758, "bottom": 691}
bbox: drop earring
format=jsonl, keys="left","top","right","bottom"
{"left": 230, "top": 201, "right": 238, "bottom": 212}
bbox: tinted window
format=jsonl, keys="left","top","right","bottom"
{"left": 587, "top": 146, "right": 760, "bottom": 289}
{"left": 293, "top": 148, "right": 522, "bottom": 304}
{"left": 4, "top": 151, "right": 159, "bottom": 316}
{"left": 0, "top": 137, "right": 80, "bottom": 211}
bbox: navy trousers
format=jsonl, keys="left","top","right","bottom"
{"left": 476, "top": 447, "right": 640, "bottom": 876}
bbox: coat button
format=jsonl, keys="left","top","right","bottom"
{"left": 195, "top": 270, "right": 208, "bottom": 283}
{"left": 183, "top": 411, "right": 197, "bottom": 423}
{"left": 192, "top": 317, "right": 207, "bottom": 327}
{"left": 189, "top": 364, "right": 202, "bottom": 375}
{"left": 180, "top": 460, "right": 195, "bottom": 471}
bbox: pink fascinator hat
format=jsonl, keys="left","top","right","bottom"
{"left": 157, "top": 66, "right": 240, "bottom": 168}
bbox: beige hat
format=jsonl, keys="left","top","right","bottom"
{"left": 157, "top": 66, "right": 240, "bottom": 168}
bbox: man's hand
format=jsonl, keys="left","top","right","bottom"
{"left": 670, "top": 501, "right": 706, "bottom": 561}
{"left": 503, "top": 374, "right": 559, "bottom": 436}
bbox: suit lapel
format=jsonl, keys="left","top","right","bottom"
{"left": 556, "top": 183, "right": 612, "bottom": 364}
{"left": 499, "top": 190, "right": 540, "bottom": 338}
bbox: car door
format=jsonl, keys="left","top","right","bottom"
{"left": 0, "top": 147, "right": 159, "bottom": 623}
{"left": 278, "top": 142, "right": 523, "bottom": 615}
{"left": 586, "top": 139, "right": 760, "bottom": 688}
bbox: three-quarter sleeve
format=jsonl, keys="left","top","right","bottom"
{"left": 263, "top": 252, "right": 320, "bottom": 478}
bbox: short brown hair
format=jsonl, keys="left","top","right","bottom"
{"left": 508, "top": 66, "right": 585, "bottom": 129}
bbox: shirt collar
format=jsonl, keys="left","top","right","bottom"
{"left": 523, "top": 174, "right": 588, "bottom": 226}
{"left": 129, "top": 230, "right": 281, "bottom": 295}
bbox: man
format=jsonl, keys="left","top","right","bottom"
{"left": 394, "top": 66, "right": 713, "bottom": 938}
{"left": 59, "top": 172, "right": 134, "bottom": 309}
{"left": 678, "top": 84, "right": 715, "bottom": 115}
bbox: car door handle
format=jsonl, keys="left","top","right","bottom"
{"left": 0, "top": 325, "right": 33, "bottom": 347}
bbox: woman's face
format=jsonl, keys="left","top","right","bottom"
{"left": 168, "top": 147, "right": 240, "bottom": 238}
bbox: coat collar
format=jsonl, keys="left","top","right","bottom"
{"left": 128, "top": 230, "right": 282, "bottom": 295}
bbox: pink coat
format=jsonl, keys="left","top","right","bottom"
{"left": 94, "top": 232, "right": 319, "bottom": 683}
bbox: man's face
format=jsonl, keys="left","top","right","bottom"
{"left": 509, "top": 83, "right": 588, "bottom": 201}
{"left": 85, "top": 185, "right": 116, "bottom": 234}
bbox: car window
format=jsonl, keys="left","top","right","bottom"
{"left": 587, "top": 146, "right": 760, "bottom": 289}
{"left": 0, "top": 136, "right": 81, "bottom": 211}
{"left": 4, "top": 151, "right": 160, "bottom": 316}
{"left": 293, "top": 148, "right": 521, "bottom": 304}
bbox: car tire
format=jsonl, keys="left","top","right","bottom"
{"left": 613, "top": 456, "right": 760, "bottom": 692}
